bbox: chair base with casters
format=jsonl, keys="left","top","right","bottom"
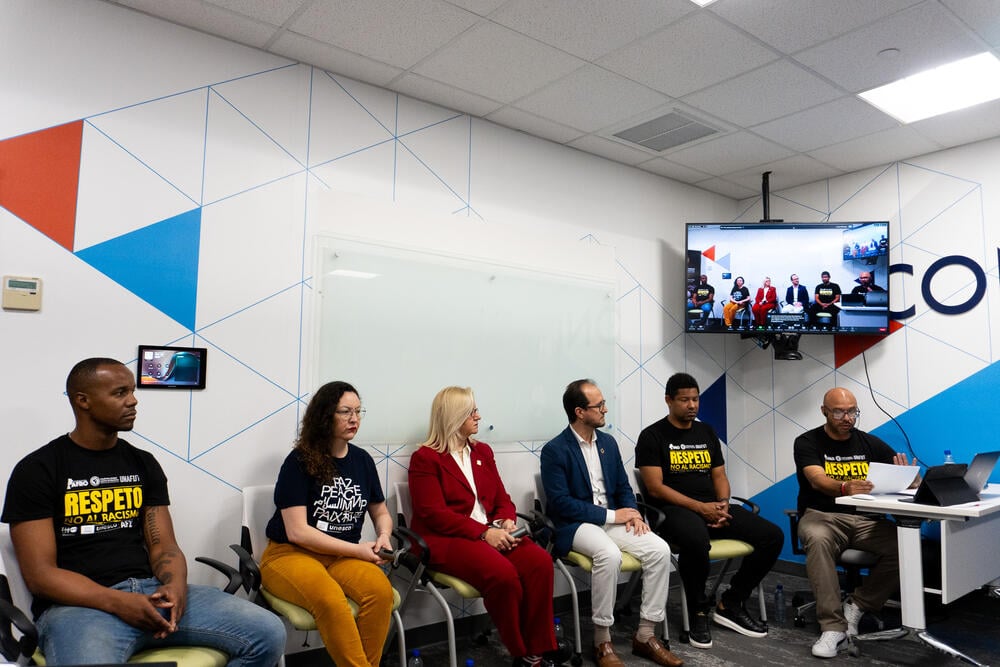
{"left": 0, "top": 524, "right": 236, "bottom": 667}
{"left": 233, "top": 485, "right": 407, "bottom": 667}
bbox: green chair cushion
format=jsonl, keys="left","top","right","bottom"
{"left": 563, "top": 550, "right": 642, "bottom": 572}
{"left": 708, "top": 539, "right": 754, "bottom": 560}
{"left": 428, "top": 571, "right": 482, "bottom": 598}
{"left": 34, "top": 646, "right": 228, "bottom": 667}
{"left": 261, "top": 586, "right": 402, "bottom": 631}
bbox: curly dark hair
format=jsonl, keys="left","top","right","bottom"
{"left": 294, "top": 381, "right": 359, "bottom": 480}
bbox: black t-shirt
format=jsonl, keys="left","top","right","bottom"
{"left": 793, "top": 426, "right": 895, "bottom": 515}
{"left": 851, "top": 284, "right": 885, "bottom": 294}
{"left": 814, "top": 282, "right": 842, "bottom": 305}
{"left": 694, "top": 283, "right": 715, "bottom": 301}
{"left": 266, "top": 445, "right": 385, "bottom": 545}
{"left": 2, "top": 435, "right": 169, "bottom": 616}
{"left": 635, "top": 416, "right": 724, "bottom": 505}
{"left": 730, "top": 286, "right": 749, "bottom": 302}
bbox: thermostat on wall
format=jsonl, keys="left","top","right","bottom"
{"left": 2, "top": 275, "right": 43, "bottom": 311}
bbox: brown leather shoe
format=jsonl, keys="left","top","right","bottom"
{"left": 632, "top": 635, "right": 683, "bottom": 667}
{"left": 593, "top": 641, "right": 625, "bottom": 667}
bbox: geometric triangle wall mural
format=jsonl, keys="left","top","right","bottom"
{"left": 699, "top": 373, "right": 728, "bottom": 443}
{"left": 75, "top": 208, "right": 201, "bottom": 330}
{"left": 0, "top": 120, "right": 83, "bottom": 251}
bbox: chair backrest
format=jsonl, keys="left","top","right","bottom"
{"left": 0, "top": 525, "right": 34, "bottom": 617}
{"left": 533, "top": 473, "right": 547, "bottom": 512}
{"left": 392, "top": 482, "right": 412, "bottom": 529}
{"left": 241, "top": 485, "right": 276, "bottom": 560}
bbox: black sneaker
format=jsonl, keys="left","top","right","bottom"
{"left": 688, "top": 610, "right": 713, "bottom": 649}
{"left": 713, "top": 601, "right": 768, "bottom": 638}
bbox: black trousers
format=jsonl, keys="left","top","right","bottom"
{"left": 655, "top": 504, "right": 784, "bottom": 612}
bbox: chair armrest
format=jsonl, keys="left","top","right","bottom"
{"left": 635, "top": 500, "right": 665, "bottom": 532}
{"left": 194, "top": 556, "right": 244, "bottom": 595}
{"left": 784, "top": 509, "right": 806, "bottom": 555}
{"left": 730, "top": 496, "right": 759, "bottom": 514}
{"left": 0, "top": 592, "right": 38, "bottom": 662}
{"left": 392, "top": 526, "right": 430, "bottom": 573}
{"left": 227, "top": 543, "right": 262, "bottom": 594}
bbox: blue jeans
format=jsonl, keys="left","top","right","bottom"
{"left": 37, "top": 577, "right": 286, "bottom": 666}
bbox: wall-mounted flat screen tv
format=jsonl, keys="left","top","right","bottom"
{"left": 685, "top": 222, "right": 890, "bottom": 335}
{"left": 137, "top": 345, "right": 207, "bottom": 389}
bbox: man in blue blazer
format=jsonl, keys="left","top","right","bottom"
{"left": 541, "top": 380, "right": 681, "bottom": 667}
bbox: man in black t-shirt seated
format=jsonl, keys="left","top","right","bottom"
{"left": 793, "top": 387, "right": 911, "bottom": 659}
{"left": 687, "top": 275, "right": 715, "bottom": 322}
{"left": 1, "top": 358, "right": 286, "bottom": 665}
{"left": 636, "top": 373, "right": 783, "bottom": 651}
{"left": 809, "top": 271, "right": 841, "bottom": 326}
{"left": 850, "top": 270, "right": 885, "bottom": 295}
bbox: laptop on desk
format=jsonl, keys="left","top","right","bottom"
{"left": 964, "top": 450, "right": 1000, "bottom": 493}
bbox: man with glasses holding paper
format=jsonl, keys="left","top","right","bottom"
{"left": 793, "top": 387, "right": 912, "bottom": 659}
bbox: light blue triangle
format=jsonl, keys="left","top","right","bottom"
{"left": 716, "top": 252, "right": 731, "bottom": 272}
{"left": 76, "top": 209, "right": 201, "bottom": 330}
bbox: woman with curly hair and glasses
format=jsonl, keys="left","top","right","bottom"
{"left": 260, "top": 381, "right": 394, "bottom": 667}
{"left": 408, "top": 386, "right": 560, "bottom": 667}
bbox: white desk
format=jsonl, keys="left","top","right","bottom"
{"left": 836, "top": 484, "right": 1000, "bottom": 665}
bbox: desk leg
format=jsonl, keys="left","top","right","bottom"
{"left": 892, "top": 515, "right": 925, "bottom": 631}
{"left": 892, "top": 515, "right": 988, "bottom": 667}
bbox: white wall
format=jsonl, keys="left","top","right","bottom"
{"left": 0, "top": 0, "right": 734, "bottom": 635}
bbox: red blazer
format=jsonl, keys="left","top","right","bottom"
{"left": 754, "top": 286, "right": 777, "bottom": 306}
{"left": 408, "top": 442, "right": 517, "bottom": 556}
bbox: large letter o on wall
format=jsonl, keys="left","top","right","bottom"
{"left": 921, "top": 255, "right": 987, "bottom": 316}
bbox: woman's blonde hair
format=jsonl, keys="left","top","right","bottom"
{"left": 421, "top": 386, "right": 477, "bottom": 453}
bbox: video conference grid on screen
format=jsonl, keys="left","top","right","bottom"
{"left": 685, "top": 222, "right": 890, "bottom": 336}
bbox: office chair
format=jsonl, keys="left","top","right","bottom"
{"left": 631, "top": 470, "right": 766, "bottom": 643}
{"left": 0, "top": 524, "right": 231, "bottom": 667}
{"left": 229, "top": 485, "right": 406, "bottom": 667}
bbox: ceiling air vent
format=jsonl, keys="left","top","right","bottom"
{"left": 613, "top": 111, "right": 718, "bottom": 151}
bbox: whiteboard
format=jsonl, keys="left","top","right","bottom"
{"left": 316, "top": 236, "right": 615, "bottom": 446}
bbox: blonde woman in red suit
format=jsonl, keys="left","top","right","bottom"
{"left": 408, "top": 386, "right": 559, "bottom": 667}
{"left": 752, "top": 276, "right": 778, "bottom": 326}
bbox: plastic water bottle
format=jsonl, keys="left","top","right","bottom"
{"left": 407, "top": 649, "right": 423, "bottom": 667}
{"left": 944, "top": 450, "right": 956, "bottom": 464}
{"left": 774, "top": 584, "right": 786, "bottom": 626}
{"left": 553, "top": 616, "right": 572, "bottom": 661}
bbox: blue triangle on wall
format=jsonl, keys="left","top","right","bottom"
{"left": 699, "top": 374, "right": 727, "bottom": 443}
{"left": 76, "top": 208, "right": 201, "bottom": 330}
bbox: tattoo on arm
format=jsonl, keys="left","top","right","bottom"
{"left": 145, "top": 506, "right": 162, "bottom": 546}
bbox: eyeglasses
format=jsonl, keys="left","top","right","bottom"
{"left": 826, "top": 408, "right": 860, "bottom": 420}
{"left": 583, "top": 401, "right": 607, "bottom": 411}
{"left": 334, "top": 408, "right": 366, "bottom": 418}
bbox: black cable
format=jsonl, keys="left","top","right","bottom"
{"left": 861, "top": 350, "right": 919, "bottom": 464}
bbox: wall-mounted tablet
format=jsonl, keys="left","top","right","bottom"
{"left": 137, "top": 345, "right": 207, "bottom": 389}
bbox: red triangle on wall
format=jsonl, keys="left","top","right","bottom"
{"left": 834, "top": 319, "right": 904, "bottom": 367}
{"left": 0, "top": 121, "right": 83, "bottom": 251}
{"left": 702, "top": 245, "right": 716, "bottom": 262}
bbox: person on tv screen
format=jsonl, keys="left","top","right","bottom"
{"left": 809, "top": 271, "right": 841, "bottom": 327}
{"left": 751, "top": 277, "right": 777, "bottom": 327}
{"left": 687, "top": 275, "right": 715, "bottom": 322}
{"left": 781, "top": 274, "right": 810, "bottom": 314}
{"left": 722, "top": 276, "right": 751, "bottom": 328}
{"left": 850, "top": 271, "right": 885, "bottom": 295}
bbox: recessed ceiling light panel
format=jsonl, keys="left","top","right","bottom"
{"left": 859, "top": 52, "right": 1000, "bottom": 123}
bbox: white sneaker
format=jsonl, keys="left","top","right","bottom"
{"left": 843, "top": 598, "right": 864, "bottom": 637}
{"left": 811, "top": 631, "right": 847, "bottom": 658}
